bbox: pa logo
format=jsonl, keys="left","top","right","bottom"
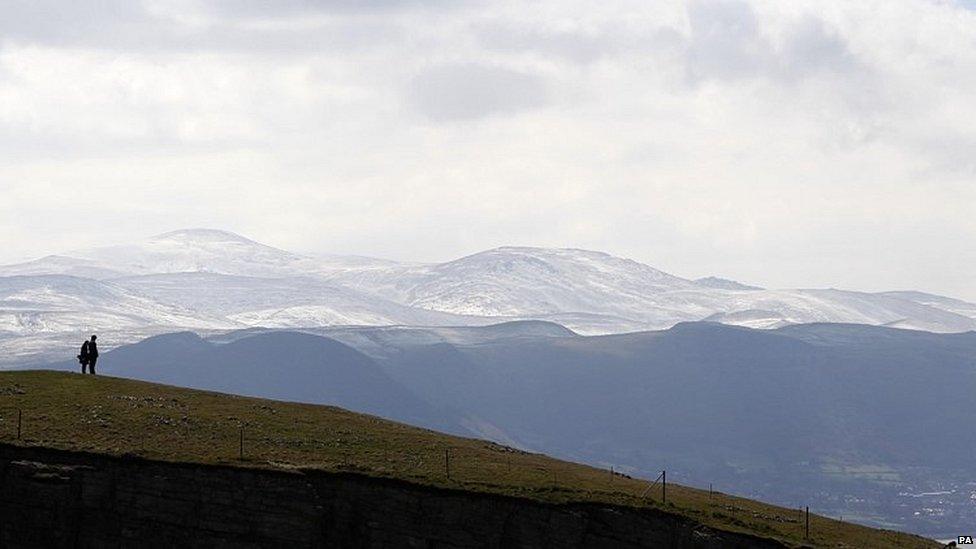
{"left": 958, "top": 535, "right": 975, "bottom": 545}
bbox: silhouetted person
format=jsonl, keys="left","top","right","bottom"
{"left": 78, "top": 340, "right": 89, "bottom": 373}
{"left": 78, "top": 335, "right": 98, "bottom": 375}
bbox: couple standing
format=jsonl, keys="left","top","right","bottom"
{"left": 78, "top": 335, "right": 99, "bottom": 374}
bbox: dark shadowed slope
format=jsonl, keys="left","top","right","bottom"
{"left": 381, "top": 321, "right": 976, "bottom": 470}
{"left": 371, "top": 322, "right": 976, "bottom": 536}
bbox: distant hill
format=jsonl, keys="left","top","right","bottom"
{"left": 0, "top": 371, "right": 938, "bottom": 548}
{"left": 43, "top": 331, "right": 465, "bottom": 436}
{"left": 36, "top": 321, "right": 976, "bottom": 537}
{"left": 371, "top": 321, "right": 976, "bottom": 536}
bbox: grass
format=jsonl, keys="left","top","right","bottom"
{"left": 0, "top": 370, "right": 937, "bottom": 548}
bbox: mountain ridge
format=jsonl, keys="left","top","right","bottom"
{"left": 1, "top": 228, "right": 975, "bottom": 366}
{"left": 150, "top": 228, "right": 271, "bottom": 245}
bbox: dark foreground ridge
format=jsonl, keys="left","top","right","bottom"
{"left": 0, "top": 371, "right": 936, "bottom": 548}
{"left": 1, "top": 444, "right": 783, "bottom": 548}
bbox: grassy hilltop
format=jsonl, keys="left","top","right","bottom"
{"left": 0, "top": 371, "right": 937, "bottom": 548}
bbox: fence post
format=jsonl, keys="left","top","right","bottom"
{"left": 17, "top": 409, "right": 22, "bottom": 440}
{"left": 445, "top": 448, "right": 451, "bottom": 480}
{"left": 239, "top": 425, "right": 244, "bottom": 461}
{"left": 805, "top": 506, "right": 810, "bottom": 539}
{"left": 610, "top": 466, "right": 613, "bottom": 483}
{"left": 662, "top": 470, "right": 667, "bottom": 505}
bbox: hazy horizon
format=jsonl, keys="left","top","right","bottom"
{"left": 2, "top": 0, "right": 975, "bottom": 300}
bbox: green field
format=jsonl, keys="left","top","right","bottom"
{"left": 0, "top": 371, "right": 937, "bottom": 548}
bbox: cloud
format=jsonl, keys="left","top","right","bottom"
{"left": 0, "top": 0, "right": 975, "bottom": 301}
{"left": 684, "top": 0, "right": 861, "bottom": 84}
{"left": 408, "top": 63, "right": 550, "bottom": 122}
{"left": 780, "top": 15, "right": 859, "bottom": 78}
{"left": 0, "top": 0, "right": 415, "bottom": 54}
{"left": 0, "top": 1, "right": 143, "bottom": 47}
{"left": 684, "top": 0, "right": 769, "bottom": 82}
{"left": 205, "top": 0, "right": 477, "bottom": 17}
{"left": 475, "top": 22, "right": 616, "bottom": 64}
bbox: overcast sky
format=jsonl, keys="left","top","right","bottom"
{"left": 1, "top": 0, "right": 975, "bottom": 299}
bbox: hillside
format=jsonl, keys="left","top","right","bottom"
{"left": 0, "top": 371, "right": 936, "bottom": 547}
{"left": 31, "top": 323, "right": 976, "bottom": 536}
{"left": 370, "top": 322, "right": 976, "bottom": 536}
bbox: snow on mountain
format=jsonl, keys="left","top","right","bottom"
{"left": 0, "top": 273, "right": 241, "bottom": 366}
{"left": 204, "top": 321, "right": 577, "bottom": 362}
{"left": 68, "top": 229, "right": 314, "bottom": 278}
{"left": 331, "top": 246, "right": 976, "bottom": 334}
{"left": 65, "top": 229, "right": 398, "bottom": 279}
{"left": 878, "top": 291, "right": 976, "bottom": 320}
{"left": 2, "top": 229, "right": 976, "bottom": 364}
{"left": 703, "top": 309, "right": 790, "bottom": 330}
{"left": 330, "top": 247, "right": 703, "bottom": 323}
{"left": 0, "top": 275, "right": 233, "bottom": 336}
{"left": 695, "top": 276, "right": 763, "bottom": 291}
{"left": 0, "top": 255, "right": 126, "bottom": 280}
{"left": 113, "top": 272, "right": 481, "bottom": 328}
{"left": 529, "top": 312, "right": 655, "bottom": 335}
{"left": 704, "top": 289, "right": 976, "bottom": 333}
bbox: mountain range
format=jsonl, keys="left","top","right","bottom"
{"left": 8, "top": 228, "right": 976, "bottom": 537}
{"left": 37, "top": 321, "right": 976, "bottom": 537}
{"left": 2, "top": 228, "right": 975, "bottom": 365}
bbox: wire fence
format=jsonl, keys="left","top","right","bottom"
{"left": 0, "top": 407, "right": 815, "bottom": 541}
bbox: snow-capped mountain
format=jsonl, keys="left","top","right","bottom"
{"left": 0, "top": 229, "right": 395, "bottom": 280}
{"left": 330, "top": 246, "right": 976, "bottom": 334}
{"left": 112, "top": 272, "right": 482, "bottom": 328}
{"left": 330, "top": 247, "right": 701, "bottom": 321}
{"left": 79, "top": 228, "right": 312, "bottom": 277}
{"left": 0, "top": 255, "right": 128, "bottom": 280}
{"left": 878, "top": 290, "right": 976, "bottom": 320}
{"left": 68, "top": 229, "right": 390, "bottom": 278}
{"left": 701, "top": 288, "right": 976, "bottom": 332}
{"left": 2, "top": 228, "right": 976, "bottom": 365}
{"left": 0, "top": 274, "right": 238, "bottom": 366}
{"left": 0, "top": 275, "right": 231, "bottom": 335}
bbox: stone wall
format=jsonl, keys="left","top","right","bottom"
{"left": 0, "top": 444, "right": 785, "bottom": 548}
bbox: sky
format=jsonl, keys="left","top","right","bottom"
{"left": 1, "top": 0, "right": 975, "bottom": 300}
